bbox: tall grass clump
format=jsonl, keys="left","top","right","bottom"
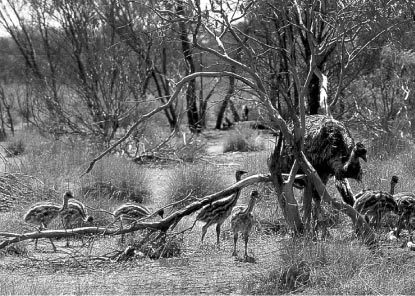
{"left": 81, "top": 155, "right": 151, "bottom": 203}
{"left": 7, "top": 132, "right": 94, "bottom": 190}
{"left": 368, "top": 133, "right": 413, "bottom": 161}
{"left": 162, "top": 163, "right": 229, "bottom": 209}
{"left": 358, "top": 135, "right": 415, "bottom": 193}
{"left": 223, "top": 125, "right": 265, "bottom": 153}
{"left": 79, "top": 154, "right": 152, "bottom": 226}
{"left": 5, "top": 129, "right": 151, "bottom": 217}
{"left": 172, "top": 134, "right": 206, "bottom": 163}
{"left": 241, "top": 237, "right": 371, "bottom": 294}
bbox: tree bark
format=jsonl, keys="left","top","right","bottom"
{"left": 308, "top": 74, "right": 320, "bottom": 115}
{"left": 215, "top": 71, "right": 235, "bottom": 129}
{"left": 177, "top": 4, "right": 200, "bottom": 133}
{"left": 268, "top": 136, "right": 304, "bottom": 234}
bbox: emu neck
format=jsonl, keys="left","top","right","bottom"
{"left": 61, "top": 196, "right": 69, "bottom": 211}
{"left": 229, "top": 174, "right": 244, "bottom": 207}
{"left": 390, "top": 183, "right": 396, "bottom": 195}
{"left": 335, "top": 179, "right": 355, "bottom": 206}
{"left": 243, "top": 196, "right": 256, "bottom": 214}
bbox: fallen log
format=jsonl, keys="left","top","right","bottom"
{"left": 0, "top": 173, "right": 275, "bottom": 249}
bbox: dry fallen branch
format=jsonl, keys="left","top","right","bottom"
{"left": 0, "top": 174, "right": 273, "bottom": 249}
{"left": 0, "top": 171, "right": 376, "bottom": 250}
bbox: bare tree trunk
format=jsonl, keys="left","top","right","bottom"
{"left": 215, "top": 72, "right": 235, "bottom": 129}
{"left": 268, "top": 135, "right": 304, "bottom": 234}
{"left": 200, "top": 78, "right": 219, "bottom": 129}
{"left": 177, "top": 4, "right": 200, "bottom": 133}
{"left": 229, "top": 100, "right": 240, "bottom": 123}
{"left": 152, "top": 69, "right": 178, "bottom": 130}
{"left": 308, "top": 74, "right": 320, "bottom": 114}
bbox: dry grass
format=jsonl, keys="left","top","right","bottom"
{"left": 223, "top": 125, "right": 265, "bottom": 153}
{"left": 162, "top": 163, "right": 230, "bottom": 209}
{"left": 1, "top": 126, "right": 415, "bottom": 294}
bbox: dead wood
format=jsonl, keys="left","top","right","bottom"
{"left": 0, "top": 174, "right": 274, "bottom": 249}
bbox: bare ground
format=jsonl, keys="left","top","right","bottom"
{"left": 0, "top": 128, "right": 284, "bottom": 295}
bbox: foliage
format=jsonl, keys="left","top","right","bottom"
{"left": 81, "top": 156, "right": 151, "bottom": 203}
{"left": 342, "top": 45, "right": 415, "bottom": 143}
{"left": 241, "top": 236, "right": 373, "bottom": 294}
{"left": 173, "top": 135, "right": 206, "bottom": 163}
{"left": 223, "top": 126, "right": 265, "bottom": 153}
{"left": 162, "top": 163, "right": 229, "bottom": 209}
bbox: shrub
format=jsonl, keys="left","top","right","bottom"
{"left": 162, "top": 164, "right": 229, "bottom": 209}
{"left": 173, "top": 135, "right": 206, "bottom": 163}
{"left": 223, "top": 126, "right": 264, "bottom": 153}
{"left": 79, "top": 155, "right": 152, "bottom": 226}
{"left": 81, "top": 155, "right": 151, "bottom": 202}
{"left": 7, "top": 134, "right": 96, "bottom": 191}
{"left": 241, "top": 237, "right": 370, "bottom": 294}
{"left": 368, "top": 133, "right": 413, "bottom": 161}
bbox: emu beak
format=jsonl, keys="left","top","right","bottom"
{"left": 361, "top": 155, "right": 367, "bottom": 162}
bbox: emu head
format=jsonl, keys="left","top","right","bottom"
{"left": 390, "top": 176, "right": 399, "bottom": 195}
{"left": 336, "top": 142, "right": 367, "bottom": 181}
{"left": 235, "top": 170, "right": 248, "bottom": 181}
{"left": 354, "top": 142, "right": 367, "bottom": 162}
{"left": 157, "top": 209, "right": 165, "bottom": 219}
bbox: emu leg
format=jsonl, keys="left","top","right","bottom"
{"left": 33, "top": 224, "right": 44, "bottom": 251}
{"left": 120, "top": 219, "right": 125, "bottom": 244}
{"left": 232, "top": 232, "right": 238, "bottom": 256}
{"left": 216, "top": 223, "right": 222, "bottom": 245}
{"left": 244, "top": 233, "right": 249, "bottom": 258}
{"left": 49, "top": 238, "right": 57, "bottom": 251}
{"left": 201, "top": 222, "right": 212, "bottom": 243}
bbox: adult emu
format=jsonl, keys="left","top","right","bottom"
{"left": 278, "top": 115, "right": 367, "bottom": 232}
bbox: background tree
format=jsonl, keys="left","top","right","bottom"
{"left": 0, "top": 0, "right": 154, "bottom": 143}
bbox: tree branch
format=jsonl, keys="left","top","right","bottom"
{"left": 81, "top": 71, "right": 256, "bottom": 176}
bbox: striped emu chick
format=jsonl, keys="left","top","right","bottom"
{"left": 196, "top": 170, "right": 248, "bottom": 245}
{"left": 113, "top": 203, "right": 164, "bottom": 243}
{"left": 353, "top": 190, "right": 398, "bottom": 228}
{"left": 391, "top": 176, "right": 415, "bottom": 237}
{"left": 59, "top": 195, "right": 94, "bottom": 247}
{"left": 394, "top": 193, "right": 415, "bottom": 237}
{"left": 24, "top": 201, "right": 62, "bottom": 251}
{"left": 231, "top": 190, "right": 259, "bottom": 259}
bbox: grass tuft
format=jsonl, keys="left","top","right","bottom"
{"left": 162, "top": 163, "right": 229, "bottom": 209}
{"left": 241, "top": 237, "right": 371, "bottom": 294}
{"left": 223, "top": 126, "right": 265, "bottom": 153}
